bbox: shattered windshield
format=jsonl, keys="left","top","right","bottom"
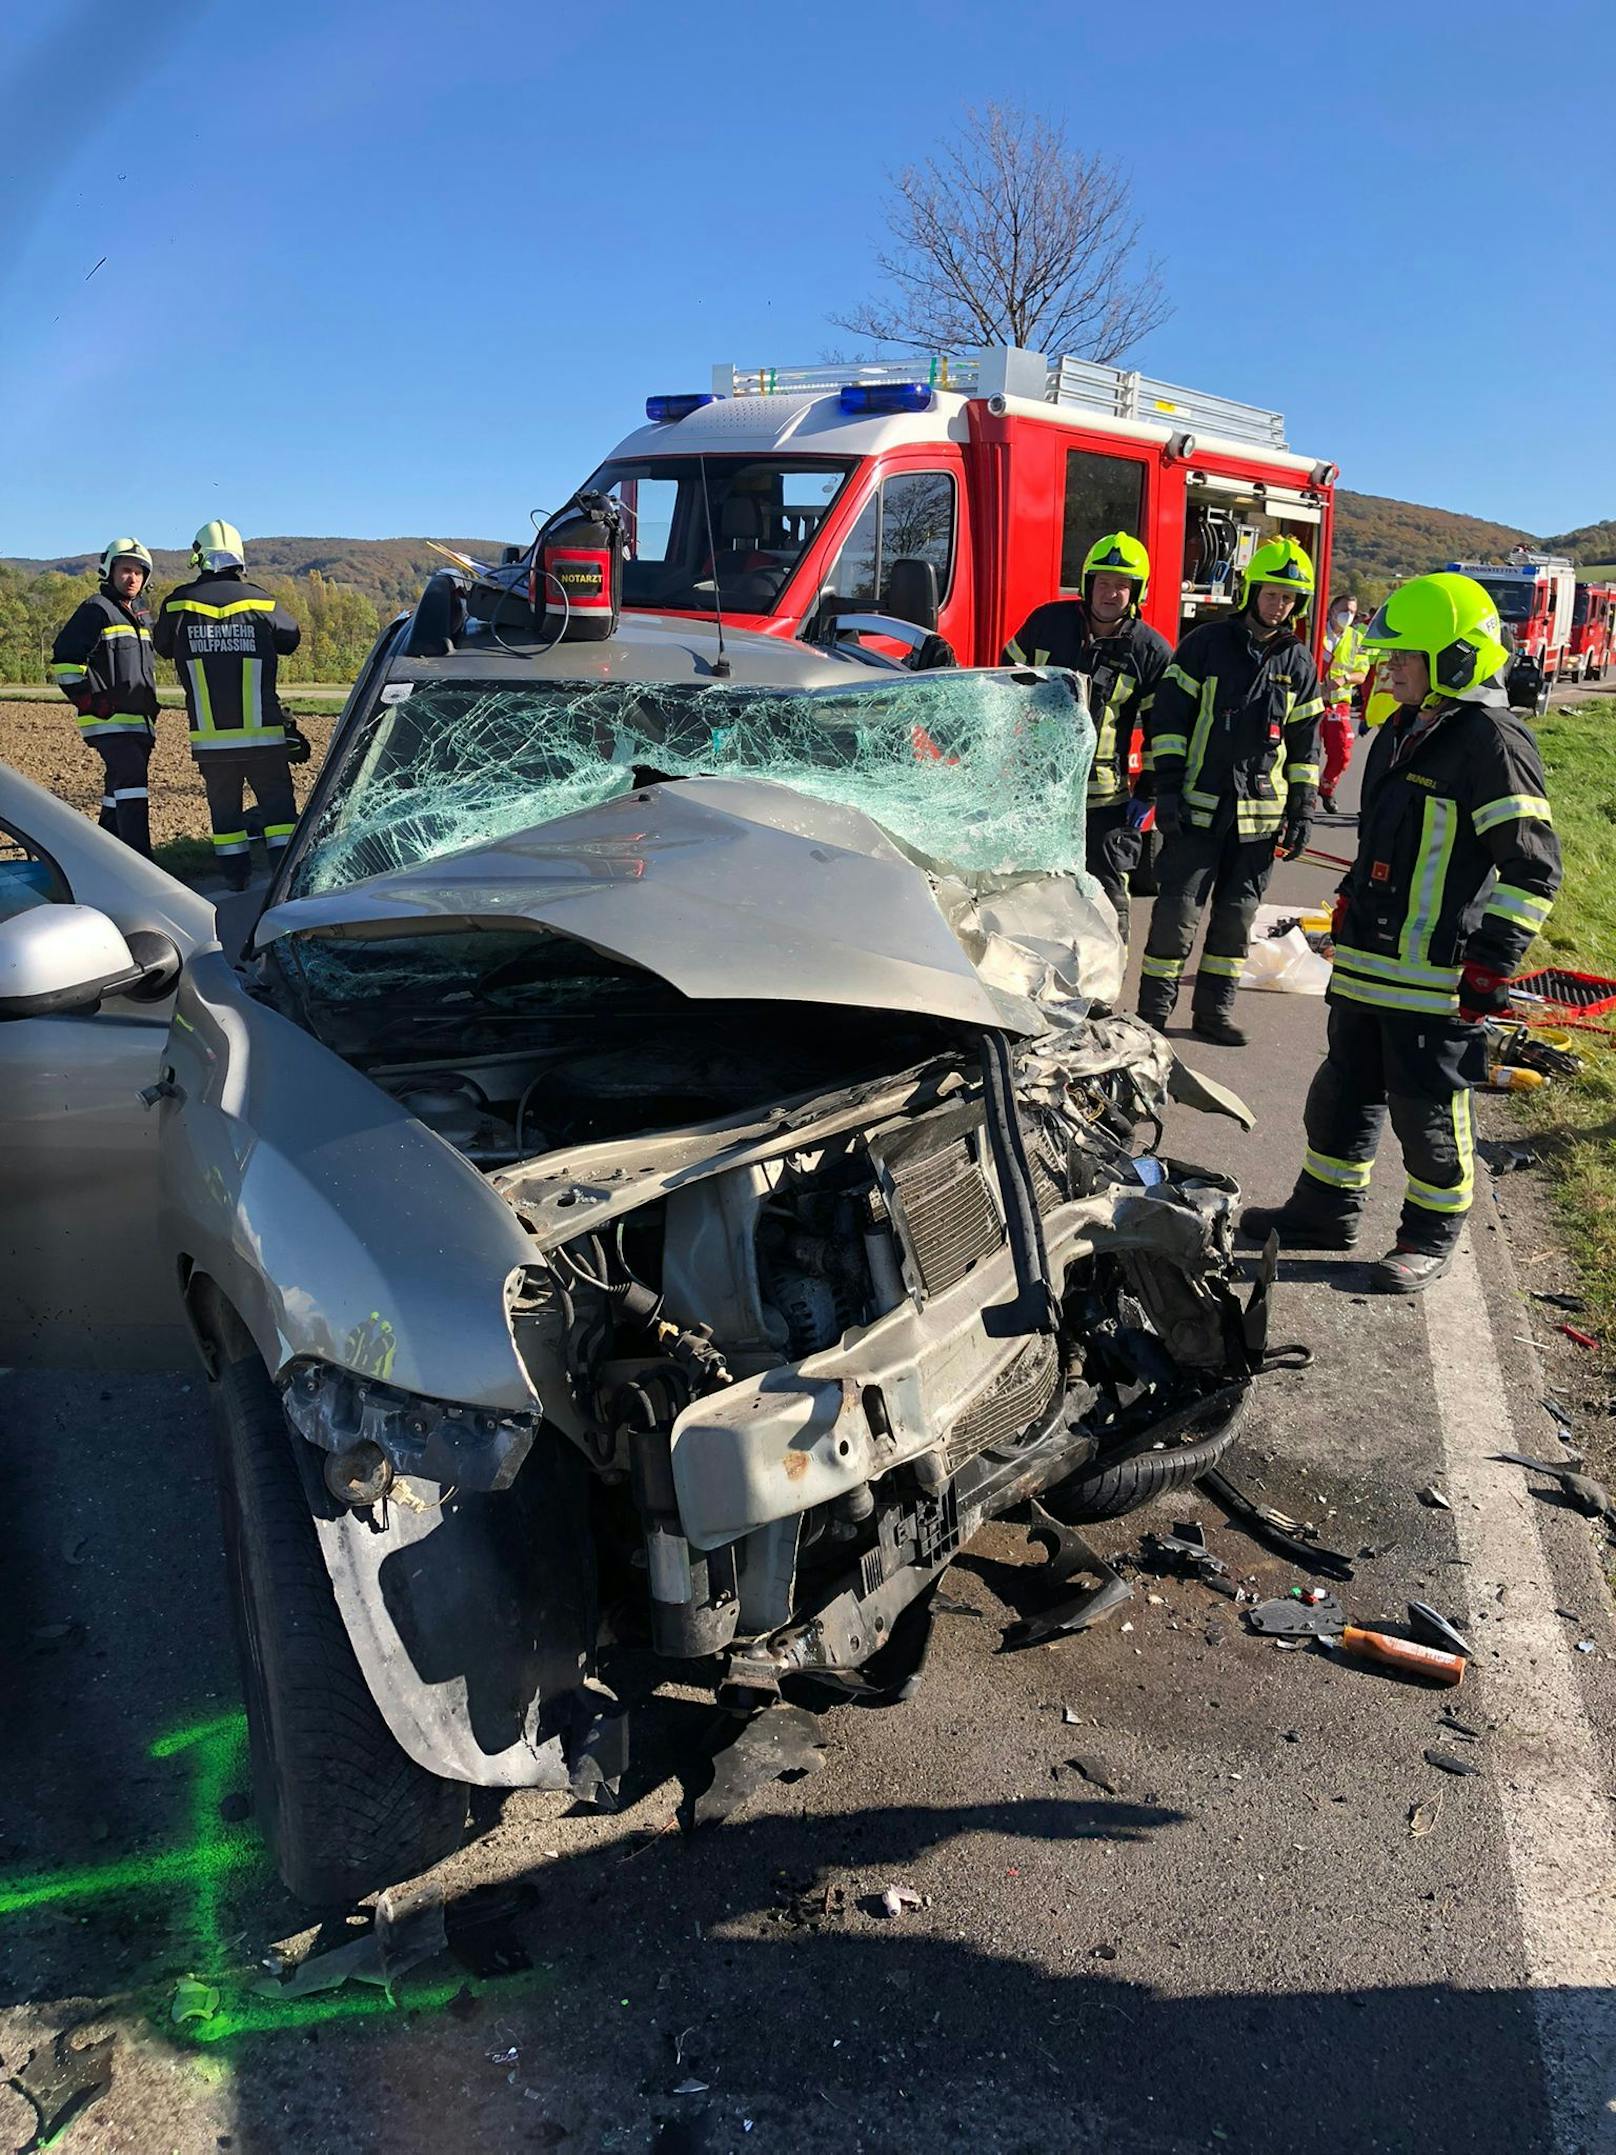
{"left": 289, "top": 671, "right": 1095, "bottom": 898}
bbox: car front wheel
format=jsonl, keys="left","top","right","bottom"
{"left": 212, "top": 1349, "right": 469, "bottom": 1905}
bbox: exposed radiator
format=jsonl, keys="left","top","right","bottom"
{"left": 946, "top": 1333, "right": 1062, "bottom": 1470}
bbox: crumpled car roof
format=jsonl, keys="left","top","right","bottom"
{"left": 255, "top": 775, "right": 1022, "bottom": 1033}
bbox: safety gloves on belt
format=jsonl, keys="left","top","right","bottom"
{"left": 1459, "top": 962, "right": 1512, "bottom": 1025}
{"left": 1277, "top": 786, "right": 1316, "bottom": 862}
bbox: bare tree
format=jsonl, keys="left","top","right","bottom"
{"left": 833, "top": 105, "right": 1170, "bottom": 364}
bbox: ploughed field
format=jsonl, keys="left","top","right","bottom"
{"left": 0, "top": 700, "right": 337, "bottom": 860}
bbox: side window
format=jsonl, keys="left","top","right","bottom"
{"left": 1059, "top": 451, "right": 1146, "bottom": 590}
{"left": 826, "top": 472, "right": 957, "bottom": 606}
{"left": 0, "top": 823, "right": 70, "bottom": 926}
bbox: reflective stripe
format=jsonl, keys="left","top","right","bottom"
{"left": 1304, "top": 1148, "right": 1373, "bottom": 1190}
{"left": 50, "top": 663, "right": 87, "bottom": 681}
{"left": 1290, "top": 693, "right": 1324, "bottom": 723}
{"left": 1406, "top": 1091, "right": 1474, "bottom": 1215}
{"left": 1140, "top": 954, "right": 1185, "bottom": 980}
{"left": 166, "top": 596, "right": 276, "bottom": 619}
{"left": 263, "top": 822, "right": 297, "bottom": 838}
{"left": 1472, "top": 793, "right": 1552, "bottom": 835}
{"left": 1286, "top": 762, "right": 1321, "bottom": 786}
{"left": 98, "top": 622, "right": 150, "bottom": 641}
{"left": 1163, "top": 664, "right": 1201, "bottom": 696}
{"left": 188, "top": 659, "right": 215, "bottom": 737}
{"left": 211, "top": 830, "right": 250, "bottom": 852}
{"left": 112, "top": 787, "right": 149, "bottom": 800}
{"left": 1332, "top": 943, "right": 1460, "bottom": 990}
{"left": 1152, "top": 732, "right": 1189, "bottom": 759}
{"left": 242, "top": 656, "right": 262, "bottom": 733}
{"left": 1185, "top": 673, "right": 1220, "bottom": 795}
{"left": 77, "top": 716, "right": 149, "bottom": 734}
{"left": 1484, "top": 882, "right": 1553, "bottom": 929}
{"left": 1235, "top": 803, "right": 1283, "bottom": 835}
{"left": 1400, "top": 795, "right": 1457, "bottom": 970}
{"left": 265, "top": 831, "right": 293, "bottom": 849}
{"left": 1330, "top": 971, "right": 1459, "bottom": 1016}
{"left": 189, "top": 725, "right": 286, "bottom": 750}
{"left": 1199, "top": 953, "right": 1245, "bottom": 977}
{"left": 1003, "top": 638, "right": 1026, "bottom": 663}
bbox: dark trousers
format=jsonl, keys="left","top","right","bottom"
{"left": 1138, "top": 819, "right": 1278, "bottom": 1024}
{"left": 1087, "top": 800, "right": 1142, "bottom": 947}
{"left": 197, "top": 748, "right": 298, "bottom": 882}
{"left": 90, "top": 731, "right": 153, "bottom": 858}
{"left": 1291, "top": 1001, "right": 1487, "bottom": 1256}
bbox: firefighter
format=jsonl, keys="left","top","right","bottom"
{"left": 1138, "top": 535, "right": 1324, "bottom": 1046}
{"left": 1242, "top": 572, "right": 1561, "bottom": 1293}
{"left": 153, "top": 521, "right": 302, "bottom": 892}
{"left": 1319, "top": 592, "right": 1367, "bottom": 813}
{"left": 1003, "top": 531, "right": 1170, "bottom": 945}
{"left": 49, "top": 539, "right": 161, "bottom": 857}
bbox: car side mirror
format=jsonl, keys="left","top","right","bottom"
{"left": 882, "top": 558, "right": 940, "bottom": 632}
{"left": 0, "top": 904, "right": 144, "bottom": 1020}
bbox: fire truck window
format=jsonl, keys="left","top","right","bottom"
{"left": 826, "top": 473, "right": 956, "bottom": 607}
{"left": 827, "top": 491, "right": 881, "bottom": 603}
{"left": 1059, "top": 452, "right": 1145, "bottom": 590}
{"left": 1572, "top": 587, "right": 1590, "bottom": 624}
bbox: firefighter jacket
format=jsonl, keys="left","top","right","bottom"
{"left": 153, "top": 569, "right": 301, "bottom": 754}
{"left": 50, "top": 585, "right": 159, "bottom": 740}
{"left": 1147, "top": 614, "right": 1323, "bottom": 839}
{"left": 1324, "top": 621, "right": 1367, "bottom": 709}
{"left": 1003, "top": 603, "right": 1170, "bottom": 809}
{"left": 1330, "top": 684, "right": 1561, "bottom": 1018}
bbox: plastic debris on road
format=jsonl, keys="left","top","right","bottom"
{"left": 880, "top": 1886, "right": 923, "bottom": 1918}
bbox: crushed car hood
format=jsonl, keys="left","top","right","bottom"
{"left": 256, "top": 777, "right": 1033, "bottom": 1033}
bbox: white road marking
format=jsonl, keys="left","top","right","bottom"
{"left": 1425, "top": 1230, "right": 1616, "bottom": 2154}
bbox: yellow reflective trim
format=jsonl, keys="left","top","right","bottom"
{"left": 1152, "top": 732, "right": 1189, "bottom": 758}
{"left": 1287, "top": 763, "right": 1321, "bottom": 785}
{"left": 1472, "top": 793, "right": 1552, "bottom": 835}
{"left": 210, "top": 830, "right": 250, "bottom": 848}
{"left": 1164, "top": 664, "right": 1201, "bottom": 696}
{"left": 1290, "top": 694, "right": 1324, "bottom": 723}
{"left": 262, "top": 822, "right": 297, "bottom": 838}
{"left": 1140, "top": 954, "right": 1185, "bottom": 980}
{"left": 1199, "top": 954, "right": 1245, "bottom": 976}
{"left": 1185, "top": 673, "right": 1219, "bottom": 794}
{"left": 242, "top": 657, "right": 261, "bottom": 733}
{"left": 1484, "top": 884, "right": 1553, "bottom": 928}
{"left": 50, "top": 663, "right": 87, "bottom": 680}
{"left": 1332, "top": 944, "right": 1460, "bottom": 989}
{"left": 1401, "top": 794, "right": 1457, "bottom": 969}
{"left": 1304, "top": 1148, "right": 1373, "bottom": 1190}
{"left": 166, "top": 596, "right": 275, "bottom": 619}
{"left": 1330, "top": 971, "right": 1459, "bottom": 1016}
{"left": 189, "top": 726, "right": 286, "bottom": 750}
{"left": 1003, "top": 638, "right": 1026, "bottom": 664}
{"left": 99, "top": 621, "right": 139, "bottom": 636}
{"left": 187, "top": 658, "right": 215, "bottom": 737}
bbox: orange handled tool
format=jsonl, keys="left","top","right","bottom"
{"left": 1336, "top": 1627, "right": 1465, "bottom": 1685}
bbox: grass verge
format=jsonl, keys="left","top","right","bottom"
{"left": 1514, "top": 696, "right": 1616, "bottom": 1336}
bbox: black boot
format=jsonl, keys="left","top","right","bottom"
{"left": 1240, "top": 1198, "right": 1360, "bottom": 1250}
{"left": 1191, "top": 1008, "right": 1249, "bottom": 1048}
{"left": 1369, "top": 1243, "right": 1454, "bottom": 1294}
{"left": 221, "top": 858, "right": 251, "bottom": 894}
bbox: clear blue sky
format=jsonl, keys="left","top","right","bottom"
{"left": 3, "top": 0, "right": 1611, "bottom": 559}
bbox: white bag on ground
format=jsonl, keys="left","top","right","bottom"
{"left": 1239, "top": 921, "right": 1330, "bottom": 996}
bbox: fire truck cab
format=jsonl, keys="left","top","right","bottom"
{"left": 1569, "top": 579, "right": 1614, "bottom": 683}
{"left": 1449, "top": 550, "right": 1576, "bottom": 713}
{"left": 576, "top": 348, "right": 1339, "bottom": 672}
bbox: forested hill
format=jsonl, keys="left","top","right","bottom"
{"left": 5, "top": 537, "right": 508, "bottom": 620}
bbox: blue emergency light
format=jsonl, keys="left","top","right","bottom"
{"left": 838, "top": 382, "right": 933, "bottom": 415}
{"left": 645, "top": 394, "right": 716, "bottom": 423}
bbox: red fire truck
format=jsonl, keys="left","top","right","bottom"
{"left": 575, "top": 348, "right": 1339, "bottom": 670}
{"left": 1569, "top": 579, "right": 1614, "bottom": 682}
{"left": 1448, "top": 550, "right": 1576, "bottom": 713}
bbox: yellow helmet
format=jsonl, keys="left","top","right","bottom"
{"left": 1081, "top": 530, "right": 1150, "bottom": 605}
{"left": 191, "top": 519, "right": 245, "bottom": 572}
{"left": 1240, "top": 535, "right": 1316, "bottom": 616}
{"left": 99, "top": 536, "right": 152, "bottom": 585}
{"left": 1361, "top": 572, "right": 1509, "bottom": 702}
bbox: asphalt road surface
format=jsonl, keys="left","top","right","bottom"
{"left": 4, "top": 762, "right": 1615, "bottom": 2155}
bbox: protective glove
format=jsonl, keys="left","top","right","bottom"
{"left": 282, "top": 716, "right": 312, "bottom": 767}
{"left": 1459, "top": 962, "right": 1512, "bottom": 1025}
{"left": 1154, "top": 787, "right": 1184, "bottom": 839}
{"left": 1277, "top": 807, "right": 1314, "bottom": 860}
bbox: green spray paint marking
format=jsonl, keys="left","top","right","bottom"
{"left": 0, "top": 1708, "right": 551, "bottom": 2047}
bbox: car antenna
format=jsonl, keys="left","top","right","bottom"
{"left": 697, "top": 454, "right": 731, "bottom": 677}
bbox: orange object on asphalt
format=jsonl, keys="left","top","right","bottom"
{"left": 1337, "top": 1626, "right": 1465, "bottom": 1685}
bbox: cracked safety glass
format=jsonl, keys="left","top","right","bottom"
{"left": 289, "top": 670, "right": 1095, "bottom": 900}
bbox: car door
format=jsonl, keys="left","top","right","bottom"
{"left": 0, "top": 767, "right": 219, "bottom": 1369}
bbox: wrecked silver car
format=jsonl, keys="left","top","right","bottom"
{"left": 0, "top": 594, "right": 1271, "bottom": 1906}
